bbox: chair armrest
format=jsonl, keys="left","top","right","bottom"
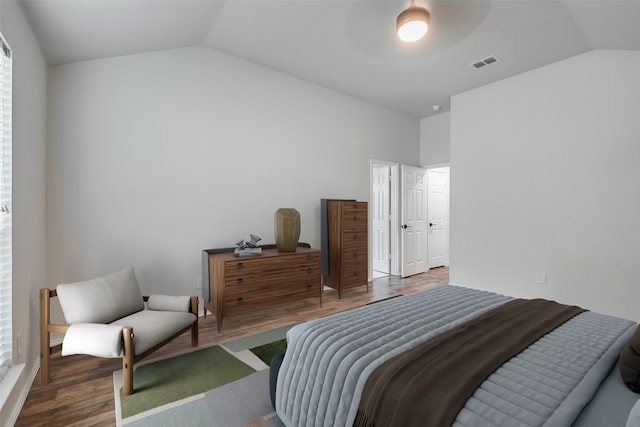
{"left": 48, "top": 324, "right": 70, "bottom": 334}
{"left": 61, "top": 323, "right": 124, "bottom": 358}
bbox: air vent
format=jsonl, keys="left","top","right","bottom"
{"left": 471, "top": 55, "right": 500, "bottom": 69}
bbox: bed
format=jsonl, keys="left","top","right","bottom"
{"left": 274, "top": 285, "right": 640, "bottom": 426}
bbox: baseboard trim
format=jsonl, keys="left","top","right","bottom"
{"left": 5, "top": 359, "right": 38, "bottom": 427}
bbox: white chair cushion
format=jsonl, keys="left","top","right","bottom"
{"left": 147, "top": 294, "right": 191, "bottom": 312}
{"left": 61, "top": 323, "right": 123, "bottom": 358}
{"left": 111, "top": 309, "right": 196, "bottom": 355}
{"left": 56, "top": 267, "right": 145, "bottom": 324}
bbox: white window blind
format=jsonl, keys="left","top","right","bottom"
{"left": 0, "top": 33, "right": 12, "bottom": 381}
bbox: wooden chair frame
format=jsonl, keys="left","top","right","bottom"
{"left": 39, "top": 288, "right": 199, "bottom": 395}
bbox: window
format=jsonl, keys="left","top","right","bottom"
{"left": 0, "top": 33, "right": 12, "bottom": 381}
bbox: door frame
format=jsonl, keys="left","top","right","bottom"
{"left": 370, "top": 160, "right": 400, "bottom": 277}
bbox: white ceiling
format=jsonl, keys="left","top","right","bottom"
{"left": 18, "top": 0, "right": 640, "bottom": 118}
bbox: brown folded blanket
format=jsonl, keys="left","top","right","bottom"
{"left": 354, "top": 298, "right": 586, "bottom": 427}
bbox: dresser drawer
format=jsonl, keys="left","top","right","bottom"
{"left": 224, "top": 252, "right": 320, "bottom": 275}
{"left": 225, "top": 280, "right": 320, "bottom": 315}
{"left": 341, "top": 267, "right": 367, "bottom": 288}
{"left": 342, "top": 211, "right": 367, "bottom": 232}
{"left": 224, "top": 263, "right": 320, "bottom": 286}
{"left": 341, "top": 202, "right": 367, "bottom": 212}
{"left": 225, "top": 265, "right": 321, "bottom": 295}
{"left": 341, "top": 243, "right": 367, "bottom": 260}
{"left": 341, "top": 255, "right": 367, "bottom": 281}
{"left": 342, "top": 232, "right": 367, "bottom": 250}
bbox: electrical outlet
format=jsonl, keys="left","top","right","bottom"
{"left": 536, "top": 272, "right": 547, "bottom": 284}
{"left": 195, "top": 276, "right": 202, "bottom": 289}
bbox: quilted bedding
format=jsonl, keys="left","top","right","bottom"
{"left": 275, "top": 285, "right": 636, "bottom": 427}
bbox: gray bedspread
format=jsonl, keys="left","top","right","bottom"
{"left": 275, "top": 285, "right": 636, "bottom": 427}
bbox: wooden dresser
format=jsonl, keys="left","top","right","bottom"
{"left": 204, "top": 247, "right": 321, "bottom": 332}
{"left": 324, "top": 200, "right": 368, "bottom": 298}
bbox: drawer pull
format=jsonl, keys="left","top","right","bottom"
{"left": 353, "top": 271, "right": 359, "bottom": 276}
{"left": 237, "top": 262, "right": 243, "bottom": 269}
{"left": 353, "top": 234, "right": 358, "bottom": 240}
{"left": 353, "top": 215, "right": 357, "bottom": 221}
{"left": 307, "top": 283, "right": 312, "bottom": 289}
{"left": 354, "top": 251, "right": 358, "bottom": 258}
{"left": 307, "top": 267, "right": 313, "bottom": 273}
{"left": 237, "top": 278, "right": 244, "bottom": 284}
{"left": 307, "top": 254, "right": 312, "bottom": 261}
{"left": 237, "top": 297, "right": 244, "bottom": 304}
{"left": 353, "top": 203, "right": 358, "bottom": 209}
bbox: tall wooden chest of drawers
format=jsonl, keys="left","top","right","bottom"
{"left": 205, "top": 247, "right": 321, "bottom": 332}
{"left": 324, "top": 201, "right": 368, "bottom": 298}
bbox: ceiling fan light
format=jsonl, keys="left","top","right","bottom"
{"left": 396, "top": 3, "right": 430, "bottom": 42}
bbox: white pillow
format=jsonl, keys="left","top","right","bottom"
{"left": 61, "top": 323, "right": 123, "bottom": 358}
{"left": 147, "top": 294, "right": 191, "bottom": 312}
{"left": 56, "top": 267, "right": 145, "bottom": 324}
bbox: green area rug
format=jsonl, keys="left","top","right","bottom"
{"left": 113, "top": 325, "right": 295, "bottom": 427}
{"left": 118, "top": 346, "right": 256, "bottom": 419}
{"left": 250, "top": 339, "right": 287, "bottom": 366}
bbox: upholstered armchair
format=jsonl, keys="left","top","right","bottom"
{"left": 40, "top": 267, "right": 198, "bottom": 395}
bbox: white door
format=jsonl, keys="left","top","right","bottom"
{"left": 427, "top": 168, "right": 449, "bottom": 268}
{"left": 401, "top": 165, "right": 428, "bottom": 277}
{"left": 372, "top": 165, "right": 390, "bottom": 274}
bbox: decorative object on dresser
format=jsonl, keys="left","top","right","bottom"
{"left": 202, "top": 245, "right": 321, "bottom": 332}
{"left": 322, "top": 200, "right": 368, "bottom": 298}
{"left": 234, "top": 234, "right": 263, "bottom": 257}
{"left": 274, "top": 208, "right": 301, "bottom": 252}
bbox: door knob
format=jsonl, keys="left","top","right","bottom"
{"left": 429, "top": 222, "right": 434, "bottom": 227}
{"left": 401, "top": 224, "right": 411, "bottom": 229}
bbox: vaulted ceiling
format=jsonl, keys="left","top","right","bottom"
{"left": 19, "top": 0, "right": 640, "bottom": 118}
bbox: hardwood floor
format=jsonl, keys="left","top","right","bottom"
{"left": 16, "top": 267, "right": 448, "bottom": 427}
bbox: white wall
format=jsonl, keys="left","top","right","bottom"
{"left": 420, "top": 111, "right": 450, "bottom": 167}
{"left": 46, "top": 46, "right": 419, "bottom": 297}
{"left": 0, "top": 1, "right": 48, "bottom": 425}
{"left": 450, "top": 50, "right": 640, "bottom": 321}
